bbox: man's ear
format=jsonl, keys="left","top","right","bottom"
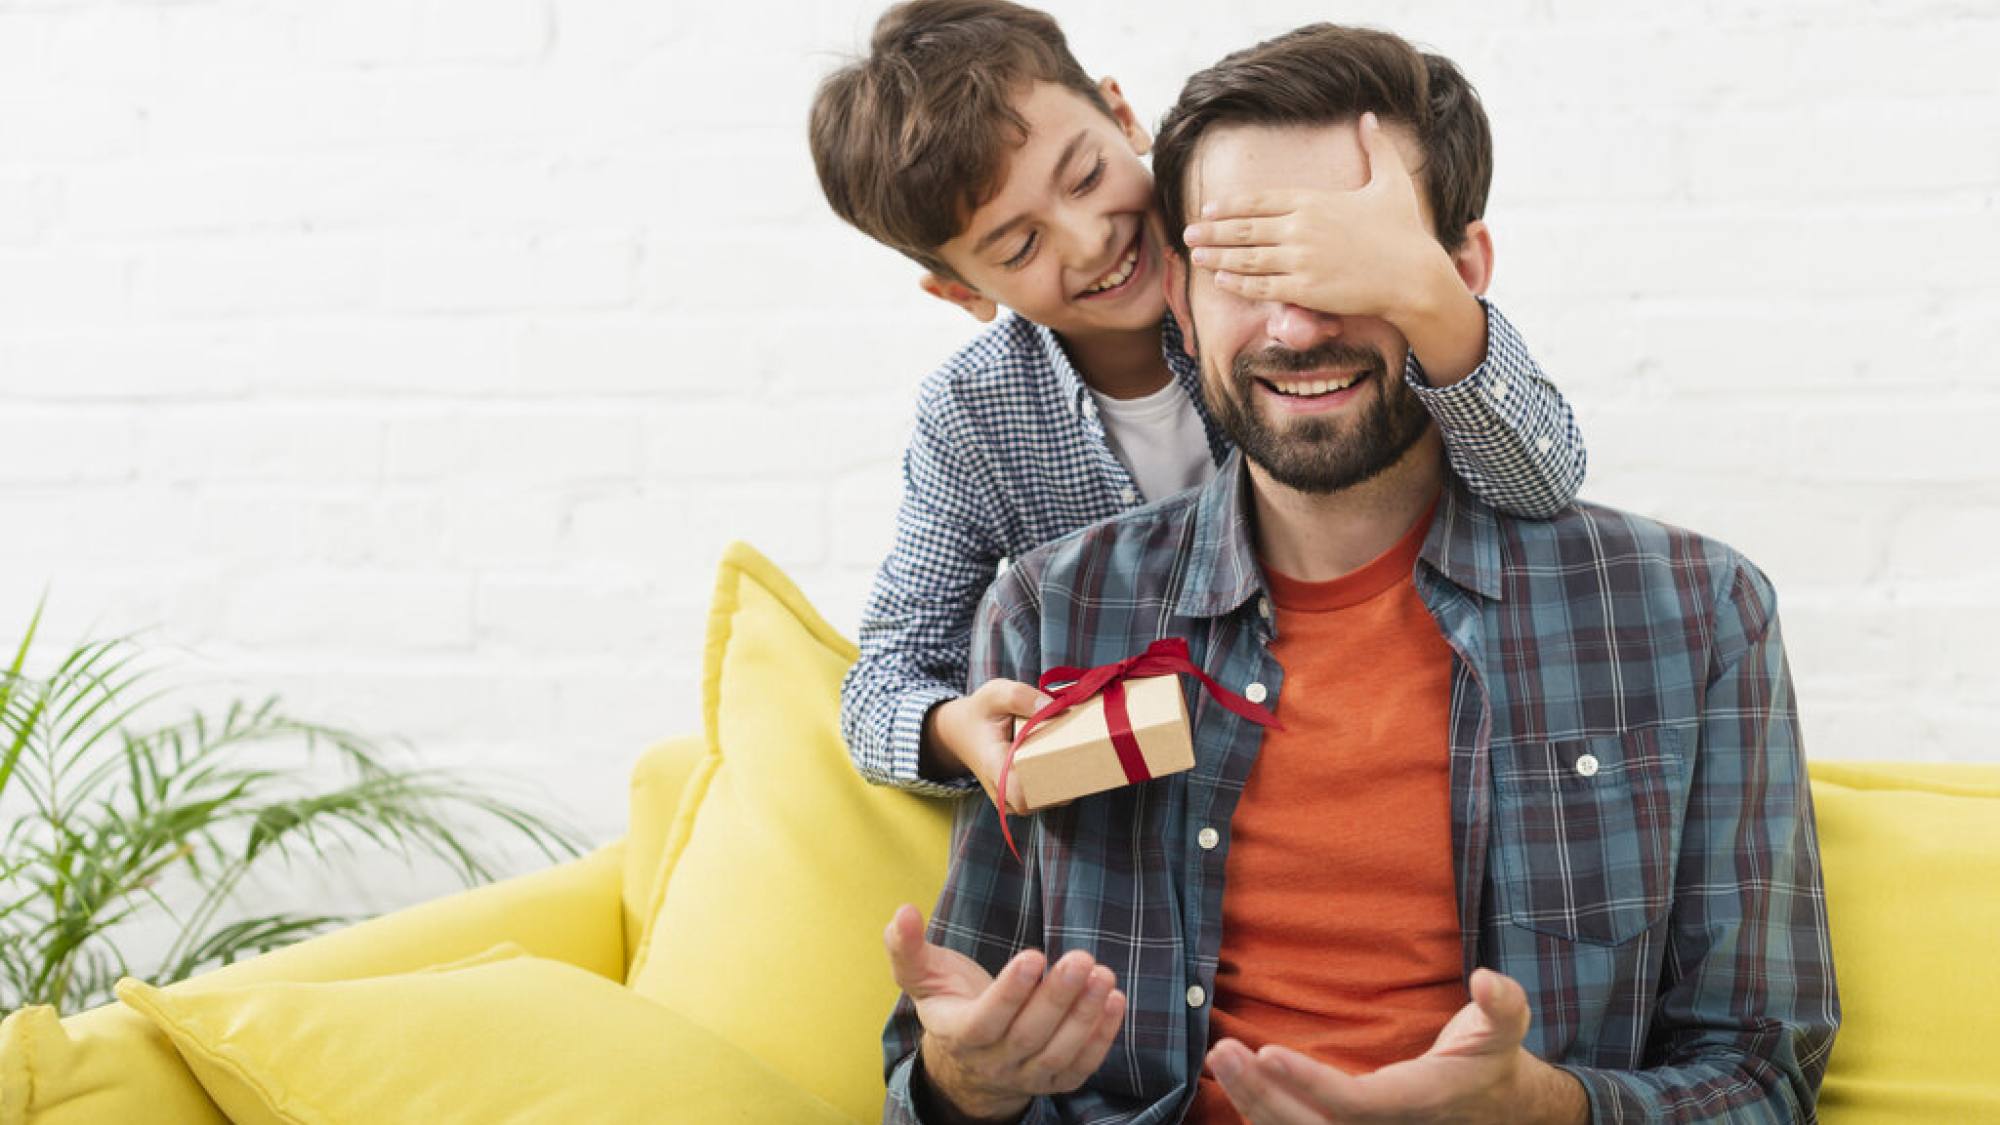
{"left": 1161, "top": 251, "right": 1197, "bottom": 359}
{"left": 1448, "top": 219, "right": 1496, "bottom": 297}
{"left": 1097, "top": 76, "right": 1151, "bottom": 157}
{"left": 919, "top": 272, "right": 999, "bottom": 323}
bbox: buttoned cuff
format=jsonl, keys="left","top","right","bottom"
{"left": 891, "top": 684, "right": 983, "bottom": 796}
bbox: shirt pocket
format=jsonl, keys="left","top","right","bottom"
{"left": 1490, "top": 723, "right": 1693, "bottom": 946}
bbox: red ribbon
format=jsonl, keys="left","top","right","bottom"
{"left": 993, "top": 637, "right": 1284, "bottom": 861}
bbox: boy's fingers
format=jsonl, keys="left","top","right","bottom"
{"left": 1184, "top": 215, "right": 1283, "bottom": 248}
{"left": 1190, "top": 245, "right": 1294, "bottom": 276}
{"left": 1359, "top": 110, "right": 1412, "bottom": 189}
{"left": 1199, "top": 190, "right": 1300, "bottom": 221}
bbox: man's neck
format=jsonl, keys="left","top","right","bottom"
{"left": 1247, "top": 429, "right": 1447, "bottom": 583}
{"left": 1059, "top": 323, "right": 1174, "bottom": 400}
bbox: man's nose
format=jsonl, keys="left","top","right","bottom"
{"left": 1265, "top": 302, "right": 1343, "bottom": 351}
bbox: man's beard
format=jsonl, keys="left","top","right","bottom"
{"left": 1209, "top": 340, "right": 1434, "bottom": 495}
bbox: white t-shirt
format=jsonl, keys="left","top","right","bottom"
{"left": 1090, "top": 379, "right": 1216, "bottom": 504}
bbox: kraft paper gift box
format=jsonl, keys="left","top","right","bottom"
{"left": 1010, "top": 673, "right": 1193, "bottom": 811}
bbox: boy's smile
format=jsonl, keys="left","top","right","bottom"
{"left": 926, "top": 80, "right": 1167, "bottom": 340}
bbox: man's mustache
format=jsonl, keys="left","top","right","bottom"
{"left": 1233, "top": 342, "right": 1388, "bottom": 382}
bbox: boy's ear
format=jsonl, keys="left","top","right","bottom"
{"left": 919, "top": 272, "right": 999, "bottom": 323}
{"left": 1161, "top": 252, "right": 1197, "bottom": 359}
{"left": 1448, "top": 220, "right": 1496, "bottom": 297}
{"left": 1097, "top": 76, "right": 1151, "bottom": 156}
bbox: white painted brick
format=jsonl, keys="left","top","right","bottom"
{"left": 0, "top": 91, "right": 141, "bottom": 160}
{"left": 223, "top": 573, "right": 475, "bottom": 650}
{"left": 1, "top": 330, "right": 257, "bottom": 400}
{"left": 0, "top": 175, "right": 56, "bottom": 246}
{"left": 228, "top": 320, "right": 516, "bottom": 399}
{"left": 382, "top": 409, "right": 644, "bottom": 483}
{"left": 382, "top": 234, "right": 638, "bottom": 313}
{"left": 137, "top": 407, "right": 385, "bottom": 483}
{"left": 0, "top": 250, "right": 129, "bottom": 329}
{"left": 474, "top": 576, "right": 664, "bottom": 653}
{"left": 141, "top": 237, "right": 380, "bottom": 317}
{"left": 0, "top": 408, "right": 138, "bottom": 483}
{"left": 415, "top": 0, "right": 550, "bottom": 64}
{"left": 292, "top": 0, "right": 418, "bottom": 68}
{"left": 43, "top": 4, "right": 164, "bottom": 83}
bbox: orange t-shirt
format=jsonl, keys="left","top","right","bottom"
{"left": 1189, "top": 501, "right": 1466, "bottom": 1123}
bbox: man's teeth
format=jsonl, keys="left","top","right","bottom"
{"left": 1084, "top": 244, "right": 1140, "bottom": 294}
{"left": 1270, "top": 374, "right": 1360, "bottom": 396}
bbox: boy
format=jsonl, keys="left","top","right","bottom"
{"left": 810, "top": 0, "right": 1585, "bottom": 806}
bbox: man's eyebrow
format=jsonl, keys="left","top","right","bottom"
{"left": 972, "top": 129, "right": 1091, "bottom": 255}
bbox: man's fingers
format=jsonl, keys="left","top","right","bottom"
{"left": 1184, "top": 214, "right": 1285, "bottom": 248}
{"left": 1019, "top": 964, "right": 1116, "bottom": 1085}
{"left": 882, "top": 904, "right": 930, "bottom": 994}
{"left": 998, "top": 950, "right": 1098, "bottom": 1059}
{"left": 1470, "top": 967, "right": 1533, "bottom": 1043}
{"left": 955, "top": 948, "right": 1046, "bottom": 1047}
{"left": 1210, "top": 1040, "right": 1324, "bottom": 1125}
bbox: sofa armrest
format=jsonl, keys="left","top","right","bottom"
{"left": 5, "top": 843, "right": 625, "bottom": 1125}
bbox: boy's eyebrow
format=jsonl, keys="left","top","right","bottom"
{"left": 972, "top": 129, "right": 1091, "bottom": 255}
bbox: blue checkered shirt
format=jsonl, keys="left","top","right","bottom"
{"left": 843, "top": 299, "right": 1586, "bottom": 794}
{"left": 881, "top": 450, "right": 1837, "bottom": 1124}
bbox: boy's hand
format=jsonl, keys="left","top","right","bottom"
{"left": 922, "top": 679, "right": 1053, "bottom": 812}
{"left": 886, "top": 905, "right": 1127, "bottom": 1121}
{"left": 1182, "top": 111, "right": 1487, "bottom": 383}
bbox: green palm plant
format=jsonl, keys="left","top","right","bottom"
{"left": 0, "top": 599, "right": 591, "bottom": 1016}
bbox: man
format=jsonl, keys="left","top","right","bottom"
{"left": 880, "top": 23, "right": 1838, "bottom": 1125}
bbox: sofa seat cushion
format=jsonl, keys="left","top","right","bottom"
{"left": 111, "top": 944, "right": 847, "bottom": 1124}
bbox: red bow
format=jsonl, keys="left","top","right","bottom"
{"left": 993, "top": 637, "right": 1283, "bottom": 861}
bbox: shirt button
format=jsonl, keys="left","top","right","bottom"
{"left": 1244, "top": 682, "right": 1268, "bottom": 704}
{"left": 1490, "top": 380, "right": 1509, "bottom": 401}
{"left": 1197, "top": 827, "right": 1219, "bottom": 850}
{"left": 1120, "top": 487, "right": 1138, "bottom": 504}
{"left": 1186, "top": 985, "right": 1206, "bottom": 1008}
{"left": 1257, "top": 597, "right": 1272, "bottom": 619}
{"left": 1536, "top": 436, "right": 1554, "bottom": 454}
{"left": 1576, "top": 753, "right": 1600, "bottom": 778}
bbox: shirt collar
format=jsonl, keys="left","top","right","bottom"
{"left": 1027, "top": 313, "right": 1205, "bottom": 419}
{"left": 1175, "top": 450, "right": 1505, "bottom": 620}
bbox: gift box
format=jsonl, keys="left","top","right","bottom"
{"left": 1010, "top": 672, "right": 1193, "bottom": 811}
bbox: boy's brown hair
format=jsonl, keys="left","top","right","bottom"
{"left": 1152, "top": 24, "right": 1493, "bottom": 259}
{"left": 809, "top": 0, "right": 1113, "bottom": 280}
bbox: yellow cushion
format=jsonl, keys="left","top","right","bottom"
{"left": 111, "top": 945, "right": 848, "bottom": 1125}
{"left": 625, "top": 542, "right": 953, "bottom": 1121}
{"left": 1810, "top": 760, "right": 2000, "bottom": 1122}
{"left": 2, "top": 844, "right": 626, "bottom": 1125}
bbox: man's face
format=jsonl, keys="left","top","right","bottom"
{"left": 1170, "top": 121, "right": 1436, "bottom": 495}
{"left": 930, "top": 81, "right": 1166, "bottom": 338}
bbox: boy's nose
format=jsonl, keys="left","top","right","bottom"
{"left": 1265, "top": 303, "right": 1342, "bottom": 352}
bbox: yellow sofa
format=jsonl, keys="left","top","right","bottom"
{"left": 4, "top": 544, "right": 1997, "bottom": 1123}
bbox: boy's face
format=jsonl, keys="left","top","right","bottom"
{"left": 924, "top": 80, "right": 1165, "bottom": 339}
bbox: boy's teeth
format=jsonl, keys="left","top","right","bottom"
{"left": 1085, "top": 244, "right": 1140, "bottom": 294}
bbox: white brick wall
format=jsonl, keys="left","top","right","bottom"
{"left": 2, "top": 1, "right": 1996, "bottom": 928}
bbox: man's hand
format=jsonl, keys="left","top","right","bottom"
{"left": 1181, "top": 111, "right": 1489, "bottom": 385}
{"left": 885, "top": 905, "right": 1127, "bottom": 1122}
{"left": 921, "top": 679, "right": 1053, "bottom": 813}
{"left": 1206, "top": 968, "right": 1588, "bottom": 1124}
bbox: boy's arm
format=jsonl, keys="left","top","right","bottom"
{"left": 1401, "top": 296, "right": 1587, "bottom": 520}
{"left": 842, "top": 404, "right": 1004, "bottom": 796}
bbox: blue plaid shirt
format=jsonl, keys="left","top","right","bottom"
{"left": 843, "top": 300, "right": 1587, "bottom": 794}
{"left": 883, "top": 451, "right": 1836, "bottom": 1124}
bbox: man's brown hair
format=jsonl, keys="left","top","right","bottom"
{"left": 1152, "top": 24, "right": 1493, "bottom": 259}
{"left": 808, "top": 0, "right": 1113, "bottom": 280}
